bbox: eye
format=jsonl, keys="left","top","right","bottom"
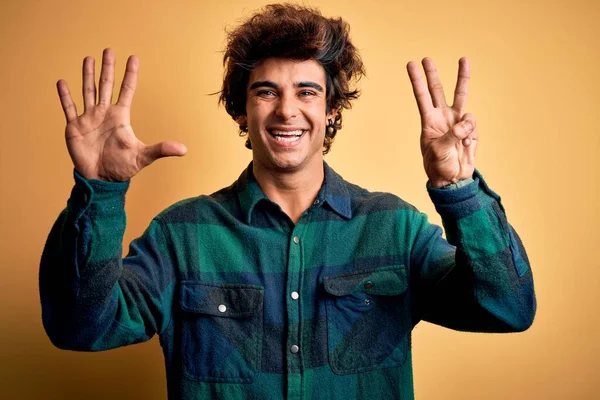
{"left": 299, "top": 90, "right": 316, "bottom": 97}
{"left": 256, "top": 89, "right": 276, "bottom": 98}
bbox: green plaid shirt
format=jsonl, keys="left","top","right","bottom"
{"left": 40, "top": 162, "right": 535, "bottom": 399}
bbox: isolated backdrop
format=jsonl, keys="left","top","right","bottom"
{"left": 0, "top": 0, "right": 598, "bottom": 398}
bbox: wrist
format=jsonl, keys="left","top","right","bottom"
{"left": 427, "top": 179, "right": 455, "bottom": 188}
{"left": 427, "top": 177, "right": 474, "bottom": 190}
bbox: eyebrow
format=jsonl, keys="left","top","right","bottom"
{"left": 249, "top": 80, "right": 277, "bottom": 91}
{"left": 298, "top": 81, "right": 324, "bottom": 92}
{"left": 248, "top": 80, "right": 324, "bottom": 92}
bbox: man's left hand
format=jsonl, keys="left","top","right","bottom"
{"left": 407, "top": 57, "right": 477, "bottom": 188}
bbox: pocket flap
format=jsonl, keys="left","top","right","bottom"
{"left": 180, "top": 281, "right": 264, "bottom": 318}
{"left": 323, "top": 265, "right": 407, "bottom": 296}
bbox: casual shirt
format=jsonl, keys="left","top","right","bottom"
{"left": 40, "top": 162, "right": 536, "bottom": 400}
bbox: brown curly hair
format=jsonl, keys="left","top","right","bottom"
{"left": 219, "top": 3, "right": 365, "bottom": 154}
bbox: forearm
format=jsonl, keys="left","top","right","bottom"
{"left": 412, "top": 170, "right": 536, "bottom": 332}
{"left": 39, "top": 172, "right": 169, "bottom": 350}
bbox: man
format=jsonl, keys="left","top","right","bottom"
{"left": 40, "top": 4, "right": 536, "bottom": 399}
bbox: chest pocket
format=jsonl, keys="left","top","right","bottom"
{"left": 179, "top": 281, "right": 264, "bottom": 383}
{"left": 323, "top": 265, "right": 410, "bottom": 375}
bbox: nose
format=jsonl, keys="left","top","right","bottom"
{"left": 275, "top": 93, "right": 298, "bottom": 121}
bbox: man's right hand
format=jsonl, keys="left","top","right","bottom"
{"left": 57, "top": 48, "right": 187, "bottom": 182}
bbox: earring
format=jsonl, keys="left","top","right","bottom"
{"left": 326, "top": 119, "right": 335, "bottom": 137}
{"left": 238, "top": 125, "right": 252, "bottom": 149}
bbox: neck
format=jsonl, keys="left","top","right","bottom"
{"left": 252, "top": 160, "right": 324, "bottom": 224}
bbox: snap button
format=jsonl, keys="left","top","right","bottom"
{"left": 293, "top": 236, "right": 300, "bottom": 244}
{"left": 313, "top": 199, "right": 320, "bottom": 205}
{"left": 218, "top": 304, "right": 227, "bottom": 313}
{"left": 363, "top": 281, "right": 374, "bottom": 289}
{"left": 290, "top": 345, "right": 299, "bottom": 354}
{"left": 291, "top": 291, "right": 299, "bottom": 300}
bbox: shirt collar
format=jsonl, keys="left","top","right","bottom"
{"left": 236, "top": 161, "right": 352, "bottom": 225}
{"left": 235, "top": 163, "right": 268, "bottom": 225}
{"left": 321, "top": 161, "right": 352, "bottom": 220}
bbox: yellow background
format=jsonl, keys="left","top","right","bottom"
{"left": 1, "top": 0, "right": 598, "bottom": 398}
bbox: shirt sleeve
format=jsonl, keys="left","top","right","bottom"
{"left": 409, "top": 170, "right": 536, "bottom": 332}
{"left": 39, "top": 170, "right": 175, "bottom": 351}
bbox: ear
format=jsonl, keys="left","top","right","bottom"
{"left": 236, "top": 115, "right": 248, "bottom": 129}
{"left": 326, "top": 108, "right": 339, "bottom": 124}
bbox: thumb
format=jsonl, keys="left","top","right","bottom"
{"left": 140, "top": 141, "right": 187, "bottom": 169}
{"left": 439, "top": 113, "right": 476, "bottom": 147}
{"left": 451, "top": 114, "right": 476, "bottom": 141}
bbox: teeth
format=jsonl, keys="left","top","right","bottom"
{"left": 271, "top": 130, "right": 304, "bottom": 136}
{"left": 270, "top": 129, "right": 304, "bottom": 143}
{"left": 274, "top": 135, "right": 302, "bottom": 142}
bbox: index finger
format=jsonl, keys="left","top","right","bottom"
{"left": 116, "top": 55, "right": 139, "bottom": 108}
{"left": 422, "top": 57, "right": 447, "bottom": 108}
{"left": 452, "top": 57, "right": 470, "bottom": 113}
{"left": 406, "top": 61, "right": 434, "bottom": 115}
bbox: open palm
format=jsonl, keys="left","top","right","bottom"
{"left": 406, "top": 57, "right": 477, "bottom": 188}
{"left": 57, "top": 48, "right": 186, "bottom": 182}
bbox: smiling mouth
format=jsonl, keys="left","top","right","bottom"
{"left": 268, "top": 129, "right": 305, "bottom": 143}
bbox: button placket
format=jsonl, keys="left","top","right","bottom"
{"left": 286, "top": 227, "right": 304, "bottom": 370}
{"left": 285, "top": 219, "right": 311, "bottom": 399}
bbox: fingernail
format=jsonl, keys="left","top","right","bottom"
{"left": 464, "top": 121, "right": 473, "bottom": 132}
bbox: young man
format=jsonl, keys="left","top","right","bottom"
{"left": 40, "top": 4, "right": 536, "bottom": 399}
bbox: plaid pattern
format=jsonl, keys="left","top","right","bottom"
{"left": 40, "top": 162, "right": 536, "bottom": 400}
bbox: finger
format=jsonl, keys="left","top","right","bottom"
{"left": 56, "top": 79, "right": 78, "bottom": 122}
{"left": 116, "top": 56, "right": 139, "bottom": 108}
{"left": 406, "top": 61, "right": 434, "bottom": 115}
{"left": 422, "top": 57, "right": 447, "bottom": 108}
{"left": 462, "top": 129, "right": 478, "bottom": 147}
{"left": 460, "top": 113, "right": 477, "bottom": 146}
{"left": 139, "top": 141, "right": 188, "bottom": 168}
{"left": 98, "top": 48, "right": 115, "bottom": 105}
{"left": 437, "top": 113, "right": 476, "bottom": 150}
{"left": 452, "top": 57, "right": 470, "bottom": 113}
{"left": 82, "top": 56, "right": 96, "bottom": 111}
{"left": 463, "top": 126, "right": 478, "bottom": 165}
{"left": 451, "top": 119, "right": 473, "bottom": 140}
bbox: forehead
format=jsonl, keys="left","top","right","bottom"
{"left": 248, "top": 58, "right": 326, "bottom": 86}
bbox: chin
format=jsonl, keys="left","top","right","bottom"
{"left": 269, "top": 156, "right": 306, "bottom": 171}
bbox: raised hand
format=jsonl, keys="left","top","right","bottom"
{"left": 406, "top": 57, "right": 477, "bottom": 188}
{"left": 57, "top": 48, "right": 187, "bottom": 182}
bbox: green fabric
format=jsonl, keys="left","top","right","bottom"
{"left": 39, "top": 162, "right": 535, "bottom": 400}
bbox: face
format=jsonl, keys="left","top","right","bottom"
{"left": 239, "top": 58, "right": 336, "bottom": 174}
